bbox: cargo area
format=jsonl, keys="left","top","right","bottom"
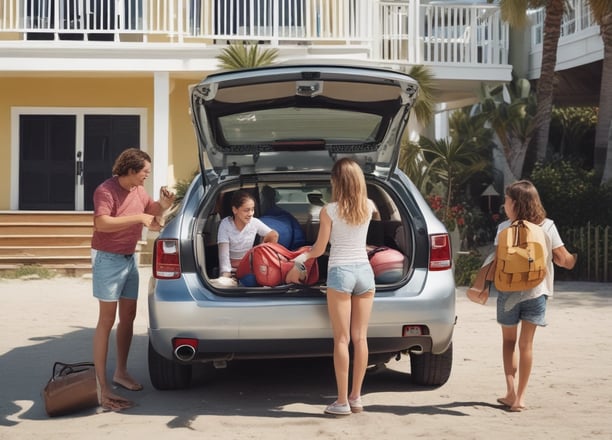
{"left": 193, "top": 180, "right": 413, "bottom": 290}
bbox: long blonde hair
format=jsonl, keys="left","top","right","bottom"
{"left": 331, "top": 158, "right": 369, "bottom": 225}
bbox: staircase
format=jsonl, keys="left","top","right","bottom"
{"left": 0, "top": 211, "right": 152, "bottom": 277}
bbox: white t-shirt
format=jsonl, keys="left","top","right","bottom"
{"left": 494, "top": 218, "right": 563, "bottom": 309}
{"left": 217, "top": 217, "right": 272, "bottom": 274}
{"left": 326, "top": 200, "right": 376, "bottom": 268}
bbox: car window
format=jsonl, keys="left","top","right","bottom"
{"left": 218, "top": 108, "right": 382, "bottom": 145}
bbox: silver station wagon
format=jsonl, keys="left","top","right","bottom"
{"left": 147, "top": 64, "right": 456, "bottom": 390}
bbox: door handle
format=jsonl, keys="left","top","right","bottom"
{"left": 76, "top": 151, "right": 83, "bottom": 184}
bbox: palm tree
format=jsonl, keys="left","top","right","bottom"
{"left": 419, "top": 136, "right": 489, "bottom": 226}
{"left": 479, "top": 75, "right": 538, "bottom": 179}
{"left": 407, "top": 64, "right": 437, "bottom": 127}
{"left": 491, "top": 0, "right": 566, "bottom": 165}
{"left": 398, "top": 65, "right": 438, "bottom": 194}
{"left": 215, "top": 43, "right": 279, "bottom": 70}
{"left": 589, "top": 0, "right": 612, "bottom": 183}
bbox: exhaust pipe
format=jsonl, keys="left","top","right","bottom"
{"left": 174, "top": 344, "right": 196, "bottom": 362}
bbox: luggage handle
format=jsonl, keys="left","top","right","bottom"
{"left": 367, "top": 246, "right": 388, "bottom": 258}
{"left": 50, "top": 361, "right": 95, "bottom": 382}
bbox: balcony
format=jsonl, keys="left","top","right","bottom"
{"left": 0, "top": 1, "right": 514, "bottom": 106}
{"left": 0, "top": 1, "right": 509, "bottom": 64}
{"left": 526, "top": 0, "right": 603, "bottom": 106}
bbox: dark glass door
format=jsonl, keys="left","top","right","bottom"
{"left": 18, "top": 114, "right": 140, "bottom": 211}
{"left": 19, "top": 115, "right": 77, "bottom": 210}
{"left": 83, "top": 115, "right": 140, "bottom": 210}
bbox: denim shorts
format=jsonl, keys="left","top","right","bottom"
{"left": 92, "top": 250, "right": 139, "bottom": 302}
{"left": 327, "top": 263, "right": 375, "bottom": 295}
{"left": 497, "top": 292, "right": 548, "bottom": 327}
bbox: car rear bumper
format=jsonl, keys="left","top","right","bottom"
{"left": 148, "top": 330, "right": 436, "bottom": 364}
{"left": 148, "top": 272, "right": 456, "bottom": 363}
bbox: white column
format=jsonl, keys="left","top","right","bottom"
{"left": 408, "top": 0, "right": 420, "bottom": 64}
{"left": 153, "top": 71, "right": 170, "bottom": 197}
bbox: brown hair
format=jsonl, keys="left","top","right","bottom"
{"left": 505, "top": 180, "right": 546, "bottom": 224}
{"left": 231, "top": 190, "right": 255, "bottom": 211}
{"left": 112, "top": 148, "right": 151, "bottom": 176}
{"left": 331, "top": 158, "right": 369, "bottom": 225}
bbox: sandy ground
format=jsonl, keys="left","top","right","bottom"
{"left": 1, "top": 268, "right": 611, "bottom": 440}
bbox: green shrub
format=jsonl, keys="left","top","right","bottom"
{"left": 529, "top": 161, "right": 612, "bottom": 228}
{"left": 454, "top": 252, "right": 484, "bottom": 286}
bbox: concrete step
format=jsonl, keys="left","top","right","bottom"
{"left": 0, "top": 235, "right": 92, "bottom": 246}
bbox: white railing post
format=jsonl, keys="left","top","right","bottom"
{"left": 272, "top": 0, "right": 279, "bottom": 46}
{"left": 370, "top": 0, "right": 380, "bottom": 59}
{"left": 177, "top": 0, "right": 184, "bottom": 42}
{"left": 408, "top": 0, "right": 418, "bottom": 64}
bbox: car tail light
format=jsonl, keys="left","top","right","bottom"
{"left": 153, "top": 239, "right": 181, "bottom": 279}
{"left": 429, "top": 233, "right": 452, "bottom": 271}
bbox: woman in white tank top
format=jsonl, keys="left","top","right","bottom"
{"left": 288, "top": 158, "right": 379, "bottom": 416}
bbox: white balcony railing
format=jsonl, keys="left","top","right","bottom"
{"left": 0, "top": 0, "right": 510, "bottom": 66}
{"left": 530, "top": 0, "right": 598, "bottom": 47}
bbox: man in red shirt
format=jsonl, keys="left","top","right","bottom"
{"left": 91, "top": 148, "right": 175, "bottom": 411}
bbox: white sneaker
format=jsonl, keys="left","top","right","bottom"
{"left": 324, "top": 401, "right": 351, "bottom": 416}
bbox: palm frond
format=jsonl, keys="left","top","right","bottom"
{"left": 216, "top": 43, "right": 279, "bottom": 70}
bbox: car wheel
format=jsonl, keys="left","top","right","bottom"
{"left": 409, "top": 343, "right": 453, "bottom": 386}
{"left": 148, "top": 340, "right": 192, "bottom": 390}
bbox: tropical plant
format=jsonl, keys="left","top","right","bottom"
{"left": 398, "top": 139, "right": 436, "bottom": 194}
{"left": 550, "top": 106, "right": 597, "bottom": 161}
{"left": 215, "top": 43, "right": 279, "bottom": 70}
{"left": 400, "top": 106, "right": 493, "bottom": 206}
{"left": 477, "top": 75, "right": 538, "bottom": 179}
{"left": 406, "top": 64, "right": 437, "bottom": 127}
{"left": 589, "top": 0, "right": 612, "bottom": 183}
{"left": 418, "top": 131, "right": 491, "bottom": 225}
{"left": 529, "top": 160, "right": 612, "bottom": 228}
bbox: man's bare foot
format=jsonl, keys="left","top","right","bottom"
{"left": 100, "top": 391, "right": 134, "bottom": 412}
{"left": 112, "top": 374, "right": 144, "bottom": 391}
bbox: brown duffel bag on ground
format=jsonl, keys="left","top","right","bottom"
{"left": 43, "top": 361, "right": 99, "bottom": 417}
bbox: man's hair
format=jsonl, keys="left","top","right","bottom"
{"left": 112, "top": 148, "right": 151, "bottom": 176}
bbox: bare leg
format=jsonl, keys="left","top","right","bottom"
{"left": 513, "top": 320, "right": 538, "bottom": 410}
{"left": 326, "top": 288, "right": 352, "bottom": 405}
{"left": 94, "top": 300, "right": 133, "bottom": 410}
{"left": 498, "top": 324, "right": 518, "bottom": 407}
{"left": 112, "top": 298, "right": 142, "bottom": 391}
{"left": 348, "top": 290, "right": 374, "bottom": 402}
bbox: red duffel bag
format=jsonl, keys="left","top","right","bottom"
{"left": 236, "top": 242, "right": 319, "bottom": 287}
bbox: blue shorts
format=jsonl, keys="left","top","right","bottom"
{"left": 497, "top": 292, "right": 548, "bottom": 327}
{"left": 92, "top": 250, "right": 139, "bottom": 302}
{"left": 327, "top": 263, "right": 375, "bottom": 296}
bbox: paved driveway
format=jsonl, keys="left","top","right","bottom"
{"left": 1, "top": 269, "right": 611, "bottom": 439}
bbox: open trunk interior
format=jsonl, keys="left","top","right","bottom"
{"left": 194, "top": 179, "right": 413, "bottom": 294}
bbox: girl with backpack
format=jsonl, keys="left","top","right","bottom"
{"left": 494, "top": 180, "right": 576, "bottom": 412}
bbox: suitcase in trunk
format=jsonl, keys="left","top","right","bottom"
{"left": 367, "top": 246, "right": 405, "bottom": 283}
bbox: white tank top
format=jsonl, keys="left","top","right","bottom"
{"left": 326, "top": 200, "right": 374, "bottom": 268}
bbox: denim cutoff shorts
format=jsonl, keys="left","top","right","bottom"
{"left": 496, "top": 290, "right": 548, "bottom": 327}
{"left": 327, "top": 263, "right": 375, "bottom": 295}
{"left": 92, "top": 249, "right": 139, "bottom": 302}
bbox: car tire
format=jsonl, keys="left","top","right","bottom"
{"left": 148, "top": 340, "right": 193, "bottom": 390}
{"left": 409, "top": 342, "right": 453, "bottom": 386}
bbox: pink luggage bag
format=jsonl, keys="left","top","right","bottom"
{"left": 367, "top": 246, "right": 405, "bottom": 283}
